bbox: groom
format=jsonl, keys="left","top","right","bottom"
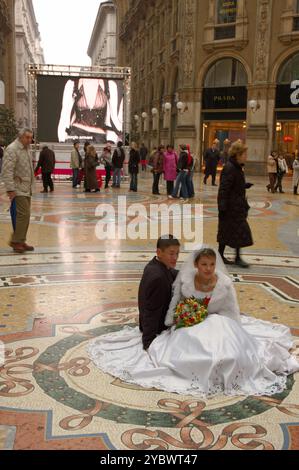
{"left": 138, "top": 235, "right": 180, "bottom": 350}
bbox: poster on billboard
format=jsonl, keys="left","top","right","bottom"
{"left": 37, "top": 76, "right": 124, "bottom": 144}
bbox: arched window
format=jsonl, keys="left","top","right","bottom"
{"left": 204, "top": 58, "right": 247, "bottom": 88}
{"left": 277, "top": 52, "right": 299, "bottom": 84}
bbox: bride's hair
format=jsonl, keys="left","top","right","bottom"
{"left": 194, "top": 248, "right": 216, "bottom": 264}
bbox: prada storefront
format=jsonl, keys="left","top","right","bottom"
{"left": 275, "top": 52, "right": 299, "bottom": 161}
{"left": 202, "top": 58, "right": 248, "bottom": 156}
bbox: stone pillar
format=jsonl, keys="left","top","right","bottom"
{"left": 246, "top": 0, "right": 273, "bottom": 175}
{"left": 174, "top": 0, "right": 198, "bottom": 151}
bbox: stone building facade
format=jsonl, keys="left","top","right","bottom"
{"left": 114, "top": 0, "right": 299, "bottom": 173}
{"left": 88, "top": 1, "right": 117, "bottom": 66}
{"left": 0, "top": 0, "right": 16, "bottom": 110}
{"left": 14, "top": 0, "right": 44, "bottom": 129}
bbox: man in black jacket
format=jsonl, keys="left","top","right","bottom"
{"left": 35, "top": 146, "right": 56, "bottom": 193}
{"left": 138, "top": 235, "right": 180, "bottom": 350}
{"left": 203, "top": 142, "right": 220, "bottom": 186}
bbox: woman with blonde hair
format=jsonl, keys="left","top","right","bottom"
{"left": 217, "top": 140, "right": 253, "bottom": 267}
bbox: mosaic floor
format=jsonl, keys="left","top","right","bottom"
{"left": 0, "top": 172, "right": 299, "bottom": 450}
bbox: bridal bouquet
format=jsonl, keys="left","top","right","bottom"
{"left": 174, "top": 296, "right": 210, "bottom": 330}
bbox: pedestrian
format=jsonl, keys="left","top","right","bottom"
{"left": 274, "top": 154, "right": 288, "bottom": 193}
{"left": 163, "top": 145, "right": 178, "bottom": 196}
{"left": 128, "top": 142, "right": 140, "bottom": 192}
{"left": 170, "top": 144, "right": 189, "bottom": 200}
{"left": 1, "top": 128, "right": 35, "bottom": 253}
{"left": 100, "top": 144, "right": 112, "bottom": 190}
{"left": 34, "top": 145, "right": 55, "bottom": 193}
{"left": 112, "top": 141, "right": 125, "bottom": 188}
{"left": 186, "top": 144, "right": 195, "bottom": 198}
{"left": 203, "top": 141, "right": 220, "bottom": 186}
{"left": 217, "top": 140, "right": 253, "bottom": 268}
{"left": 151, "top": 145, "right": 164, "bottom": 195}
{"left": 139, "top": 143, "right": 148, "bottom": 171}
{"left": 266, "top": 151, "right": 278, "bottom": 193}
{"left": 293, "top": 154, "right": 299, "bottom": 195}
{"left": 70, "top": 141, "right": 82, "bottom": 188}
{"left": 84, "top": 145, "right": 100, "bottom": 192}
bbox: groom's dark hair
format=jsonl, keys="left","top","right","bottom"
{"left": 157, "top": 235, "right": 180, "bottom": 251}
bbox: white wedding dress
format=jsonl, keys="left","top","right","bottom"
{"left": 87, "top": 268, "right": 299, "bottom": 398}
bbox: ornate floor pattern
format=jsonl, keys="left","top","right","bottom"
{"left": 0, "top": 174, "right": 299, "bottom": 450}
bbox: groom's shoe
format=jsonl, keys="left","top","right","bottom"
{"left": 221, "top": 256, "right": 234, "bottom": 265}
{"left": 234, "top": 258, "right": 250, "bottom": 268}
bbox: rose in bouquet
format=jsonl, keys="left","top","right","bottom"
{"left": 174, "top": 296, "right": 210, "bottom": 330}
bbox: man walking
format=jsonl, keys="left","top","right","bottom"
{"left": 203, "top": 141, "right": 220, "bottom": 186}
{"left": 1, "top": 128, "right": 35, "bottom": 253}
{"left": 35, "top": 145, "right": 56, "bottom": 193}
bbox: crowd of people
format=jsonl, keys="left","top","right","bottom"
{"left": 0, "top": 129, "right": 298, "bottom": 258}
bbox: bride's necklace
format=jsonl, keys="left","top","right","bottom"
{"left": 195, "top": 274, "right": 215, "bottom": 291}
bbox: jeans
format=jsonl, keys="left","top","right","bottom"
{"left": 172, "top": 171, "right": 188, "bottom": 199}
{"left": 72, "top": 168, "right": 79, "bottom": 187}
{"left": 105, "top": 165, "right": 112, "bottom": 188}
{"left": 113, "top": 168, "right": 122, "bottom": 187}
{"left": 186, "top": 172, "right": 194, "bottom": 197}
{"left": 130, "top": 173, "right": 138, "bottom": 191}
{"left": 274, "top": 172, "right": 285, "bottom": 192}
{"left": 152, "top": 172, "right": 161, "bottom": 194}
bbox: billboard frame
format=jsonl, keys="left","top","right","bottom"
{"left": 27, "top": 64, "right": 131, "bottom": 146}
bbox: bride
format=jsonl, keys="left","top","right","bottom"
{"left": 87, "top": 246, "right": 299, "bottom": 397}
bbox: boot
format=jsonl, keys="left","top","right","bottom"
{"left": 294, "top": 186, "right": 298, "bottom": 195}
{"left": 235, "top": 257, "right": 250, "bottom": 268}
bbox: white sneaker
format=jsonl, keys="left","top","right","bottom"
{"left": 76, "top": 184, "right": 80, "bottom": 188}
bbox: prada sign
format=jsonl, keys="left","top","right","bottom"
{"left": 276, "top": 82, "right": 299, "bottom": 108}
{"left": 203, "top": 87, "right": 247, "bottom": 110}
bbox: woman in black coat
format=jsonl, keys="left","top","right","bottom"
{"left": 217, "top": 141, "right": 253, "bottom": 268}
{"left": 128, "top": 142, "right": 140, "bottom": 192}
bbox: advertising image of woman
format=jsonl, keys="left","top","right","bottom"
{"left": 57, "top": 77, "right": 123, "bottom": 144}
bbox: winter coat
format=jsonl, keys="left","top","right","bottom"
{"left": 138, "top": 257, "right": 178, "bottom": 350}
{"left": 100, "top": 149, "right": 112, "bottom": 167}
{"left": 177, "top": 151, "right": 189, "bottom": 171}
{"left": 112, "top": 147, "right": 125, "bottom": 169}
{"left": 163, "top": 150, "right": 178, "bottom": 181}
{"left": 151, "top": 150, "right": 164, "bottom": 174}
{"left": 128, "top": 149, "right": 140, "bottom": 174}
{"left": 267, "top": 155, "right": 277, "bottom": 174}
{"left": 84, "top": 155, "right": 98, "bottom": 190}
{"left": 293, "top": 158, "right": 299, "bottom": 186}
{"left": 70, "top": 149, "right": 82, "bottom": 169}
{"left": 217, "top": 157, "right": 253, "bottom": 249}
{"left": 204, "top": 147, "right": 220, "bottom": 172}
{"left": 35, "top": 147, "right": 55, "bottom": 173}
{"left": 1, "top": 138, "right": 34, "bottom": 197}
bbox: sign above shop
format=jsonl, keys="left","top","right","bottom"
{"left": 203, "top": 87, "right": 247, "bottom": 110}
{"left": 276, "top": 81, "right": 299, "bottom": 108}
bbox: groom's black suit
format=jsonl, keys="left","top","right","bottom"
{"left": 138, "top": 257, "right": 178, "bottom": 350}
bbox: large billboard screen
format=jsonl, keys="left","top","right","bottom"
{"left": 37, "top": 76, "right": 124, "bottom": 144}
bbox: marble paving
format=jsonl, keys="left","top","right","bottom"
{"left": 0, "top": 173, "right": 299, "bottom": 450}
